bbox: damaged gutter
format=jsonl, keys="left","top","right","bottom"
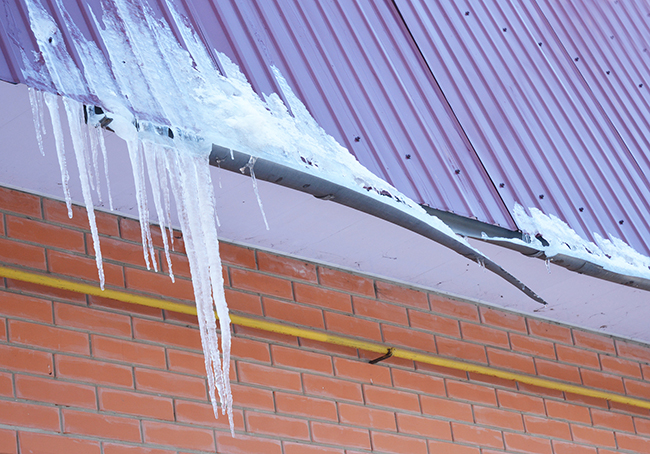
{"left": 209, "top": 145, "right": 546, "bottom": 305}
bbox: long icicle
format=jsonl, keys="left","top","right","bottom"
{"left": 43, "top": 92, "right": 73, "bottom": 218}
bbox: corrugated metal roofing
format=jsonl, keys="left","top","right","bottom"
{"left": 2, "top": 0, "right": 650, "bottom": 255}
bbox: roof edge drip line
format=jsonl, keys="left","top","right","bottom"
{"left": 209, "top": 145, "right": 546, "bottom": 305}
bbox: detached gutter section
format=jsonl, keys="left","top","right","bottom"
{"left": 209, "top": 146, "right": 546, "bottom": 305}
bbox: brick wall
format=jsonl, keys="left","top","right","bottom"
{"left": 1, "top": 185, "right": 650, "bottom": 454}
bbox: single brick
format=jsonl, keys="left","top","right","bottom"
{"left": 87, "top": 234, "right": 148, "bottom": 268}
{"left": 231, "top": 383, "right": 275, "bottom": 411}
{"left": 231, "top": 336, "right": 271, "bottom": 363}
{"left": 326, "top": 311, "right": 382, "bottom": 342}
{"left": 132, "top": 317, "right": 201, "bottom": 350}
{"left": 124, "top": 267, "right": 194, "bottom": 301}
{"left": 581, "top": 369, "right": 625, "bottom": 393}
{"left": 215, "top": 432, "right": 281, "bottom": 454}
{"left": 371, "top": 431, "right": 428, "bottom": 454}
{"left": 318, "top": 267, "right": 374, "bottom": 297}
{"left": 0, "top": 400, "right": 60, "bottom": 430}
{"left": 271, "top": 345, "right": 332, "bottom": 374}
{"left": 99, "top": 388, "right": 174, "bottom": 421}
{"left": 63, "top": 409, "right": 141, "bottom": 442}
{"left": 353, "top": 296, "right": 408, "bottom": 325}
{"left": 44, "top": 199, "right": 118, "bottom": 236}
{"left": 570, "top": 424, "right": 616, "bottom": 448}
{"left": 391, "top": 368, "right": 445, "bottom": 396}
{"left": 617, "top": 340, "right": 650, "bottom": 363}
{"left": 535, "top": 359, "right": 581, "bottom": 384}
{"left": 263, "top": 297, "right": 324, "bottom": 328}
{"left": 396, "top": 413, "right": 452, "bottom": 439}
{"left": 237, "top": 362, "right": 301, "bottom": 391}
{"left": 523, "top": 415, "right": 571, "bottom": 440}
{"left": 303, "top": 373, "right": 363, "bottom": 402}
{"left": 56, "top": 355, "right": 133, "bottom": 387}
{"left": 135, "top": 368, "right": 206, "bottom": 399}
{"left": 451, "top": 423, "right": 504, "bottom": 449}
{"left": 283, "top": 442, "right": 343, "bottom": 454}
{"left": 55, "top": 303, "right": 132, "bottom": 337}
{"left": 338, "top": 402, "right": 396, "bottom": 431}
{"left": 467, "top": 371, "right": 517, "bottom": 390}
{"left": 226, "top": 289, "right": 263, "bottom": 316}
{"left": 5, "top": 278, "right": 86, "bottom": 304}
{"left": 436, "top": 336, "right": 487, "bottom": 363}
{"left": 0, "top": 343, "right": 53, "bottom": 375}
{"left": 0, "top": 237, "right": 46, "bottom": 269}
{"left": 92, "top": 335, "right": 166, "bottom": 368}
{"left": 375, "top": 281, "right": 428, "bottom": 309}
{"left": 624, "top": 378, "right": 650, "bottom": 400}
{"left": 333, "top": 357, "right": 390, "bottom": 386}
{"left": 257, "top": 251, "right": 317, "bottom": 282}
{"left": 497, "top": 389, "right": 545, "bottom": 415}
{"left": 552, "top": 440, "right": 597, "bottom": 454}
{"left": 591, "top": 408, "right": 634, "bottom": 432}
{"left": 474, "top": 405, "right": 523, "bottom": 431}
{"left": 617, "top": 433, "right": 650, "bottom": 453}
{"left": 363, "top": 385, "right": 420, "bottom": 412}
{"left": 102, "top": 444, "right": 175, "bottom": 454}
{"left": 118, "top": 218, "right": 173, "bottom": 250}
{"left": 294, "top": 282, "right": 352, "bottom": 313}
{"left": 143, "top": 420, "right": 215, "bottom": 451}
{"left": 19, "top": 432, "right": 100, "bottom": 454}
{"left": 528, "top": 319, "right": 572, "bottom": 344}
{"left": 510, "top": 333, "right": 556, "bottom": 359}
{"left": 556, "top": 344, "right": 600, "bottom": 369}
{"left": 429, "top": 295, "right": 479, "bottom": 321}
{"left": 0, "top": 187, "right": 41, "bottom": 217}
{"left": 16, "top": 374, "right": 96, "bottom": 409}
{"left": 220, "top": 242, "right": 256, "bottom": 268}
{"left": 0, "top": 428, "right": 16, "bottom": 454}
{"left": 0, "top": 317, "right": 5, "bottom": 341}
{"left": 545, "top": 400, "right": 591, "bottom": 424}
{"left": 0, "top": 292, "right": 52, "bottom": 323}
{"left": 446, "top": 380, "right": 497, "bottom": 406}
{"left": 480, "top": 307, "right": 527, "bottom": 332}
{"left": 230, "top": 268, "right": 293, "bottom": 299}
{"left": 600, "top": 355, "right": 642, "bottom": 379}
{"left": 460, "top": 322, "right": 509, "bottom": 348}
{"left": 383, "top": 324, "right": 436, "bottom": 353}
{"left": 246, "top": 412, "right": 310, "bottom": 440}
{"left": 487, "top": 347, "right": 536, "bottom": 375}
{"left": 0, "top": 371, "right": 12, "bottom": 397}
{"left": 6, "top": 215, "right": 84, "bottom": 252}
{"left": 166, "top": 348, "right": 205, "bottom": 375}
{"left": 408, "top": 310, "right": 460, "bottom": 337}
{"left": 428, "top": 440, "right": 479, "bottom": 454}
{"left": 88, "top": 294, "right": 162, "bottom": 318}
{"left": 573, "top": 330, "right": 616, "bottom": 354}
{"left": 175, "top": 399, "right": 244, "bottom": 430}
{"left": 9, "top": 319, "right": 89, "bottom": 355}
{"left": 503, "top": 432, "right": 552, "bottom": 454}
{"left": 275, "top": 392, "right": 338, "bottom": 421}
{"left": 311, "top": 421, "right": 371, "bottom": 449}
{"left": 48, "top": 250, "right": 123, "bottom": 286}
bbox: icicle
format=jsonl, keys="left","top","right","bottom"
{"left": 97, "top": 125, "right": 114, "bottom": 211}
{"left": 155, "top": 146, "right": 174, "bottom": 250}
{"left": 28, "top": 87, "right": 47, "bottom": 156}
{"left": 240, "top": 156, "right": 269, "bottom": 230}
{"left": 144, "top": 143, "right": 174, "bottom": 282}
{"left": 62, "top": 97, "right": 106, "bottom": 289}
{"left": 545, "top": 259, "right": 551, "bottom": 274}
{"left": 43, "top": 92, "right": 73, "bottom": 218}
{"left": 87, "top": 107, "right": 102, "bottom": 199}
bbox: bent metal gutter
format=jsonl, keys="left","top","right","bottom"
{"left": 1, "top": 264, "right": 649, "bottom": 410}
{"left": 209, "top": 146, "right": 546, "bottom": 306}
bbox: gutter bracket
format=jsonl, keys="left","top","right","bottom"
{"left": 369, "top": 348, "right": 394, "bottom": 365}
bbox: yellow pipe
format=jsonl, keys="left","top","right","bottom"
{"left": 1, "top": 265, "right": 649, "bottom": 410}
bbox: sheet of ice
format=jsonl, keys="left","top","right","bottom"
{"left": 511, "top": 204, "right": 650, "bottom": 280}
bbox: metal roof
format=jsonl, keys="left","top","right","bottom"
{"left": 2, "top": 0, "right": 650, "bottom": 255}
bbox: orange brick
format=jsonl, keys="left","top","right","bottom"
{"left": 635, "top": 416, "right": 650, "bottom": 436}
{"left": 16, "top": 374, "right": 96, "bottom": 409}
{"left": 415, "top": 361, "right": 467, "bottom": 379}
{"left": 143, "top": 420, "right": 215, "bottom": 451}
{"left": 527, "top": 319, "right": 572, "bottom": 343}
{"left": 504, "top": 432, "right": 551, "bottom": 454}
{"left": 225, "top": 289, "right": 263, "bottom": 316}
{"left": 600, "top": 355, "right": 642, "bottom": 378}
{"left": 375, "top": 281, "right": 428, "bottom": 309}
{"left": 5, "top": 279, "right": 84, "bottom": 305}
{"left": 124, "top": 267, "right": 193, "bottom": 301}
{"left": 48, "top": 250, "right": 123, "bottom": 286}
{"left": 353, "top": 297, "right": 408, "bottom": 325}
{"left": 275, "top": 392, "right": 337, "bottom": 421}
{"left": 56, "top": 355, "right": 132, "bottom": 387}
{"left": 0, "top": 371, "right": 12, "bottom": 397}
{"left": 468, "top": 371, "right": 517, "bottom": 390}
{"left": 87, "top": 234, "right": 148, "bottom": 268}
{"left": 301, "top": 337, "right": 358, "bottom": 357}
{"left": 233, "top": 324, "right": 299, "bottom": 346}
{"left": 591, "top": 408, "right": 634, "bottom": 432}
{"left": 99, "top": 388, "right": 174, "bottom": 421}
{"left": 231, "top": 383, "right": 275, "bottom": 411}
{"left": 518, "top": 382, "right": 564, "bottom": 399}
{"left": 283, "top": 442, "right": 342, "bottom": 454}
{"left": 461, "top": 322, "right": 509, "bottom": 347}
{"left": 0, "top": 292, "right": 52, "bottom": 323}
{"left": 216, "top": 432, "right": 281, "bottom": 454}
{"left": 88, "top": 294, "right": 163, "bottom": 318}
{"left": 382, "top": 324, "right": 436, "bottom": 353}
{"left": 246, "top": 412, "right": 310, "bottom": 440}
{"left": 428, "top": 440, "right": 479, "bottom": 454}
{"left": 371, "top": 431, "right": 427, "bottom": 454}
{"left": 643, "top": 363, "right": 650, "bottom": 380}
{"left": 523, "top": 415, "right": 571, "bottom": 439}
{"left": 391, "top": 368, "right": 445, "bottom": 396}
{"left": 166, "top": 348, "right": 204, "bottom": 375}
{"left": 219, "top": 242, "right": 255, "bottom": 268}
{"left": 0, "top": 317, "right": 5, "bottom": 341}
{"left": 19, "top": 432, "right": 100, "bottom": 454}
{"left": 509, "top": 333, "right": 556, "bottom": 359}
{"left": 118, "top": 218, "right": 171, "bottom": 250}
{"left": 618, "top": 432, "right": 650, "bottom": 453}
{"left": 133, "top": 317, "right": 201, "bottom": 350}
{"left": 0, "top": 400, "right": 59, "bottom": 430}
{"left": 9, "top": 319, "right": 89, "bottom": 355}
{"left": 0, "top": 187, "right": 41, "bottom": 217}
{"left": 338, "top": 402, "right": 396, "bottom": 431}
{"left": 271, "top": 345, "right": 332, "bottom": 374}
{"left": 55, "top": 302, "right": 131, "bottom": 337}
{"left": 408, "top": 310, "right": 460, "bottom": 337}
{"left": 92, "top": 335, "right": 166, "bottom": 368}
{"left": 174, "top": 399, "right": 244, "bottom": 430}
{"left": 135, "top": 367, "right": 205, "bottom": 399}
{"left": 0, "top": 428, "right": 16, "bottom": 454}
{"left": 545, "top": 400, "right": 591, "bottom": 424}
{"left": 396, "top": 413, "right": 451, "bottom": 439}
{"left": 474, "top": 405, "right": 523, "bottom": 431}
{"left": 570, "top": 424, "right": 615, "bottom": 447}
{"left": 0, "top": 237, "right": 46, "bottom": 269}
{"left": 230, "top": 336, "right": 270, "bottom": 363}
{"left": 581, "top": 369, "right": 624, "bottom": 393}
{"left": 325, "top": 311, "right": 382, "bottom": 342}
{"left": 103, "top": 444, "right": 175, "bottom": 454}
{"left": 43, "top": 199, "right": 118, "bottom": 236}
{"left": 451, "top": 423, "right": 503, "bottom": 449}
{"left": 573, "top": 330, "right": 616, "bottom": 354}
{"left": 429, "top": 295, "right": 479, "bottom": 321}
{"left": 63, "top": 409, "right": 140, "bottom": 442}
{"left": 480, "top": 307, "right": 526, "bottom": 333}
{"left": 535, "top": 359, "right": 581, "bottom": 383}
{"left": 257, "top": 251, "right": 317, "bottom": 282}
{"left": 0, "top": 343, "right": 53, "bottom": 375}
{"left": 230, "top": 268, "right": 292, "bottom": 299}
{"left": 446, "top": 380, "right": 497, "bottom": 406}
{"left": 294, "top": 283, "right": 352, "bottom": 313}
{"left": 616, "top": 340, "right": 650, "bottom": 363}
{"left": 487, "top": 348, "right": 536, "bottom": 374}
{"left": 6, "top": 215, "right": 84, "bottom": 252}
{"left": 551, "top": 441, "right": 596, "bottom": 454}
{"left": 363, "top": 385, "right": 420, "bottom": 412}
{"left": 318, "top": 267, "right": 374, "bottom": 297}
{"left": 303, "top": 373, "right": 363, "bottom": 402}
{"left": 311, "top": 421, "right": 371, "bottom": 449}
{"left": 263, "top": 297, "right": 324, "bottom": 328}
{"left": 497, "top": 389, "right": 545, "bottom": 414}
{"left": 436, "top": 336, "right": 486, "bottom": 363}
{"left": 625, "top": 378, "right": 650, "bottom": 400}
{"left": 564, "top": 391, "right": 608, "bottom": 408}
{"left": 556, "top": 344, "right": 600, "bottom": 369}
{"left": 237, "top": 362, "right": 301, "bottom": 391}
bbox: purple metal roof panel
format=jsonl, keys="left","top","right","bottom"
{"left": 394, "top": 0, "right": 650, "bottom": 255}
